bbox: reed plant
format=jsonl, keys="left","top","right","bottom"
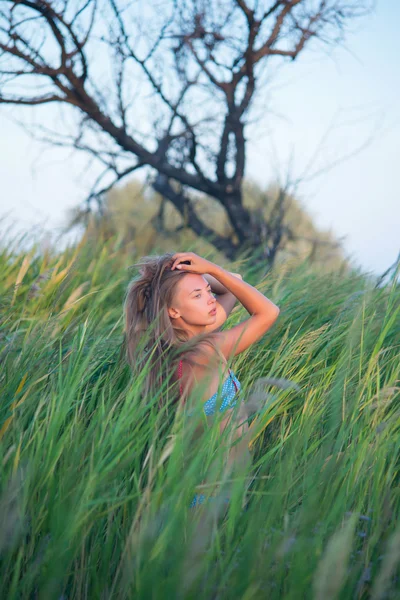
{"left": 0, "top": 225, "right": 399, "bottom": 599}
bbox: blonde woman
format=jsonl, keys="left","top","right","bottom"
{"left": 124, "top": 251, "right": 280, "bottom": 509}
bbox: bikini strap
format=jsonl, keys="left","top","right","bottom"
{"left": 229, "top": 368, "right": 239, "bottom": 393}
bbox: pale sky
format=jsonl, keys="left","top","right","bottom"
{"left": 0, "top": 1, "right": 399, "bottom": 277}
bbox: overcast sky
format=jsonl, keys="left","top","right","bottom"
{"left": 1, "top": 1, "right": 399, "bottom": 277}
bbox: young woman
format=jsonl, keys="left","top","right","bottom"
{"left": 124, "top": 250, "right": 280, "bottom": 509}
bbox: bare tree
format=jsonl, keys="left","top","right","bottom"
{"left": 0, "top": 0, "right": 372, "bottom": 261}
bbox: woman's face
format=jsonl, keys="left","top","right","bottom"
{"left": 168, "top": 273, "right": 217, "bottom": 333}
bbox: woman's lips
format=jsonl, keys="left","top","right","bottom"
{"left": 209, "top": 308, "right": 217, "bottom": 315}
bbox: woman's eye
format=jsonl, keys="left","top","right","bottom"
{"left": 195, "top": 289, "right": 212, "bottom": 298}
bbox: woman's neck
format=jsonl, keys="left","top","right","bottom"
{"left": 183, "top": 324, "right": 208, "bottom": 338}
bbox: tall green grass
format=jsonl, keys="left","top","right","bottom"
{"left": 0, "top": 226, "right": 399, "bottom": 599}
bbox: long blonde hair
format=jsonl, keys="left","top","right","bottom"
{"left": 123, "top": 252, "right": 222, "bottom": 408}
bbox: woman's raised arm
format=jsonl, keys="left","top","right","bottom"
{"left": 206, "top": 264, "right": 280, "bottom": 360}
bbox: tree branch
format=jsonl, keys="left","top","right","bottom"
{"left": 0, "top": 0, "right": 372, "bottom": 263}
{"left": 0, "top": 94, "right": 64, "bottom": 105}
{"left": 153, "top": 174, "right": 238, "bottom": 259}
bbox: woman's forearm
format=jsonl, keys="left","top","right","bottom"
{"left": 204, "top": 272, "right": 242, "bottom": 295}
{"left": 208, "top": 265, "right": 279, "bottom": 319}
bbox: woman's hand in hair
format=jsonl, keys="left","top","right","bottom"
{"left": 170, "top": 252, "right": 215, "bottom": 275}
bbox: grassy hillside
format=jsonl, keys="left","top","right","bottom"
{"left": 0, "top": 226, "right": 399, "bottom": 599}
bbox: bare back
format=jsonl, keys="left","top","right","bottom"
{"left": 176, "top": 342, "right": 251, "bottom": 498}
{"left": 177, "top": 344, "right": 231, "bottom": 407}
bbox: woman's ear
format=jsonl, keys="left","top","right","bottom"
{"left": 168, "top": 306, "right": 180, "bottom": 319}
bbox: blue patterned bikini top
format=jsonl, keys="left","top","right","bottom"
{"left": 178, "top": 359, "right": 241, "bottom": 416}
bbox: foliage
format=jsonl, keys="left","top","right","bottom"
{"left": 0, "top": 224, "right": 399, "bottom": 599}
